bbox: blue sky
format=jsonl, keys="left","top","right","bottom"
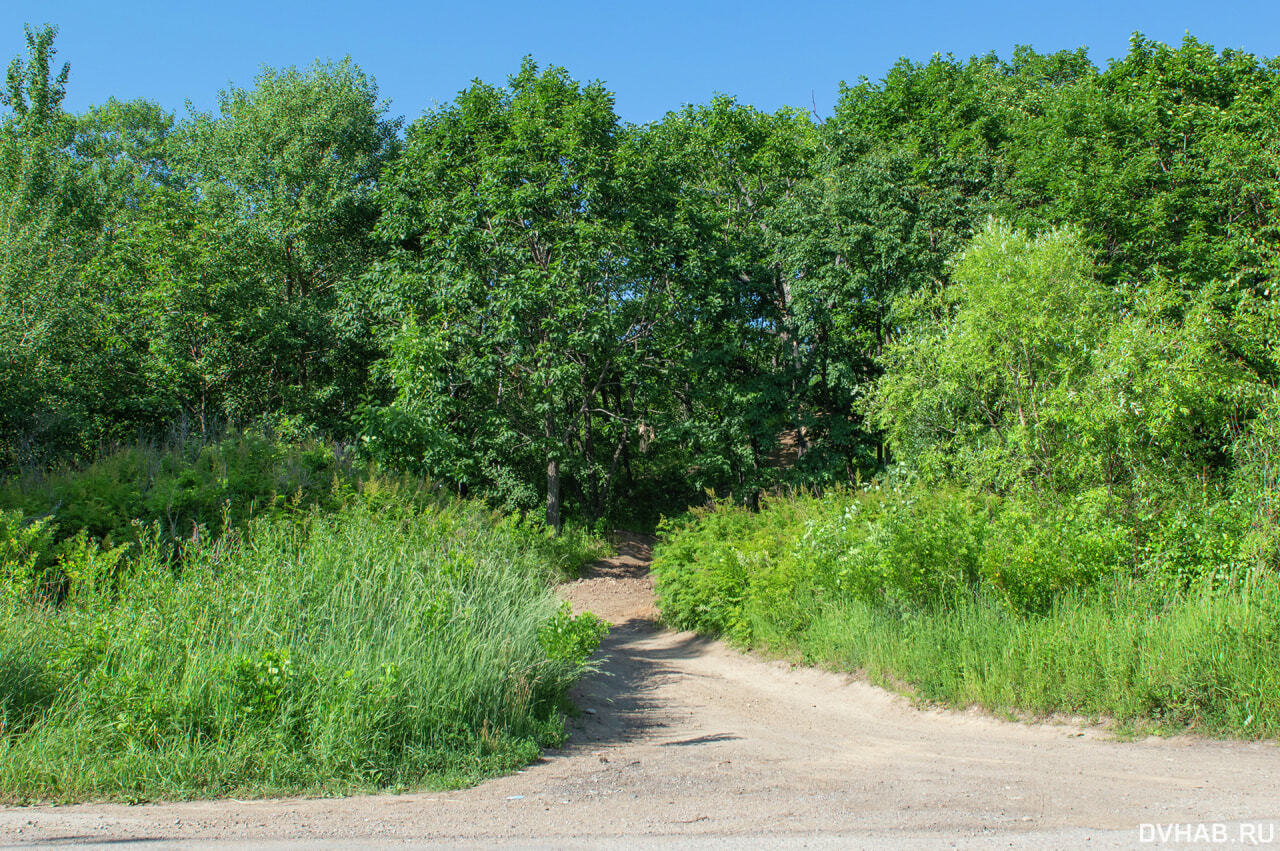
{"left": 3, "top": 1, "right": 1277, "bottom": 124}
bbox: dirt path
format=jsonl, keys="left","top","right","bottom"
{"left": 4, "top": 534, "right": 1279, "bottom": 849}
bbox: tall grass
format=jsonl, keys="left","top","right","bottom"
{"left": 654, "top": 488, "right": 1280, "bottom": 738}
{"left": 800, "top": 576, "right": 1280, "bottom": 736}
{"left": 0, "top": 500, "right": 607, "bottom": 802}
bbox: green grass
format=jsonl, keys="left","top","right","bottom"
{"left": 797, "top": 576, "right": 1280, "bottom": 737}
{"left": 653, "top": 488, "right": 1280, "bottom": 739}
{"left": 0, "top": 498, "right": 608, "bottom": 803}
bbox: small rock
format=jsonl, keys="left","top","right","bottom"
{"left": 584, "top": 707, "right": 597, "bottom": 715}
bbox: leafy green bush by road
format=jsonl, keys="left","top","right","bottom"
{"left": 0, "top": 498, "right": 607, "bottom": 802}
{"left": 654, "top": 486, "right": 1280, "bottom": 738}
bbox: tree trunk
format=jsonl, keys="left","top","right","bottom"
{"left": 546, "top": 455, "right": 562, "bottom": 534}
{"left": 544, "top": 384, "right": 563, "bottom": 534}
{"left": 546, "top": 409, "right": 562, "bottom": 533}
{"left": 584, "top": 407, "right": 599, "bottom": 523}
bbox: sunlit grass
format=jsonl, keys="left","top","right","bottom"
{"left": 0, "top": 500, "right": 607, "bottom": 802}
{"left": 655, "top": 490, "right": 1280, "bottom": 738}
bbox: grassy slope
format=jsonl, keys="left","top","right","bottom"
{"left": 0, "top": 441, "right": 607, "bottom": 803}
{"left": 653, "top": 490, "right": 1280, "bottom": 738}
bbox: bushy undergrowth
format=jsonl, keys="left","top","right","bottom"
{"left": 0, "top": 433, "right": 356, "bottom": 545}
{"left": 0, "top": 434, "right": 605, "bottom": 600}
{"left": 0, "top": 436, "right": 608, "bottom": 802}
{"left": 653, "top": 484, "right": 1280, "bottom": 737}
{"left": 0, "top": 500, "right": 607, "bottom": 802}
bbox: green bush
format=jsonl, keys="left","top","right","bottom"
{"left": 654, "top": 484, "right": 1280, "bottom": 737}
{"left": 0, "top": 499, "right": 607, "bottom": 802}
{"left": 0, "top": 433, "right": 355, "bottom": 547}
{"left": 0, "top": 510, "right": 132, "bottom": 601}
{"left": 539, "top": 603, "right": 609, "bottom": 671}
{"left": 654, "top": 495, "right": 826, "bottom": 641}
{"left": 802, "top": 485, "right": 991, "bottom": 610}
{"left": 0, "top": 510, "right": 56, "bottom": 599}
{"left": 979, "top": 491, "right": 1131, "bottom": 613}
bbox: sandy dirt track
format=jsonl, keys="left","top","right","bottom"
{"left": 2, "top": 534, "right": 1279, "bottom": 849}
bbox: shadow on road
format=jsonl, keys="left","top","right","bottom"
{"left": 559, "top": 617, "right": 713, "bottom": 749}
{"left": 550, "top": 529, "right": 734, "bottom": 753}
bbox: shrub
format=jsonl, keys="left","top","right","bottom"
{"left": 803, "top": 485, "right": 991, "bottom": 610}
{"left": 0, "top": 433, "right": 356, "bottom": 549}
{"left": 0, "top": 511, "right": 131, "bottom": 602}
{"left": 654, "top": 495, "right": 826, "bottom": 641}
{"left": 0, "top": 500, "right": 607, "bottom": 802}
{"left": 979, "top": 490, "right": 1132, "bottom": 613}
{"left": 653, "top": 483, "right": 1280, "bottom": 737}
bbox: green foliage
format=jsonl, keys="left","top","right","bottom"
{"left": 0, "top": 432, "right": 608, "bottom": 603}
{"left": 655, "top": 486, "right": 1280, "bottom": 736}
{"left": 812, "top": 487, "right": 990, "bottom": 609}
{"left": 874, "top": 221, "right": 1270, "bottom": 495}
{"left": 639, "top": 97, "right": 826, "bottom": 494}
{"left": 167, "top": 58, "right": 401, "bottom": 430}
{"left": 1004, "top": 35, "right": 1280, "bottom": 291}
{"left": 367, "top": 58, "right": 725, "bottom": 528}
{"left": 0, "top": 28, "right": 403, "bottom": 468}
{"left": 538, "top": 603, "right": 609, "bottom": 670}
{"left": 0, "top": 510, "right": 131, "bottom": 602}
{"left": 978, "top": 492, "right": 1131, "bottom": 613}
{"left": 799, "top": 575, "right": 1280, "bottom": 737}
{"left": 654, "top": 497, "right": 820, "bottom": 641}
{"left": 0, "top": 24, "right": 98, "bottom": 466}
{"left": 4, "top": 19, "right": 1280, "bottom": 755}
{"left": 657, "top": 485, "right": 1133, "bottom": 627}
{"left": 0, "top": 510, "right": 55, "bottom": 599}
{"left": 6, "top": 26, "right": 1280, "bottom": 532}
{"left": 0, "top": 499, "right": 605, "bottom": 802}
{"left": 1232, "top": 389, "right": 1280, "bottom": 571}
{"left": 0, "top": 433, "right": 355, "bottom": 547}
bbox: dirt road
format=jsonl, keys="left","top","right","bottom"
{"left": 3, "top": 534, "right": 1279, "bottom": 848}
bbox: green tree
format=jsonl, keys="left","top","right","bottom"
{"left": 368, "top": 60, "right": 677, "bottom": 529}
{"left": 637, "top": 97, "right": 817, "bottom": 501}
{"left": 170, "top": 58, "right": 401, "bottom": 430}
{"left": 1004, "top": 35, "right": 1280, "bottom": 293}
{"left": 873, "top": 221, "right": 1268, "bottom": 496}
{"left": 0, "top": 24, "right": 93, "bottom": 465}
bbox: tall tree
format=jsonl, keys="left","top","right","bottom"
{"left": 0, "top": 24, "right": 92, "bottom": 465}
{"left": 170, "top": 59, "right": 401, "bottom": 430}
{"left": 1004, "top": 35, "right": 1280, "bottom": 293}
{"left": 637, "top": 97, "right": 817, "bottom": 499}
{"left": 368, "top": 60, "right": 681, "bottom": 529}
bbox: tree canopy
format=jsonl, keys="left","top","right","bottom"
{"left": 2, "top": 26, "right": 1279, "bottom": 535}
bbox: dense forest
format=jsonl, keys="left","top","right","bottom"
{"left": 2, "top": 23, "right": 1280, "bottom": 798}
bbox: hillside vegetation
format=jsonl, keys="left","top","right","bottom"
{"left": 0, "top": 437, "right": 606, "bottom": 801}
{"left": 3, "top": 21, "right": 1280, "bottom": 795}
{"left": 655, "top": 225, "right": 1280, "bottom": 736}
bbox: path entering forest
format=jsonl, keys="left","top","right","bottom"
{"left": 4, "top": 534, "right": 1280, "bottom": 849}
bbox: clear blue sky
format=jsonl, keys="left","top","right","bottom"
{"left": 3, "top": 1, "right": 1277, "bottom": 124}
